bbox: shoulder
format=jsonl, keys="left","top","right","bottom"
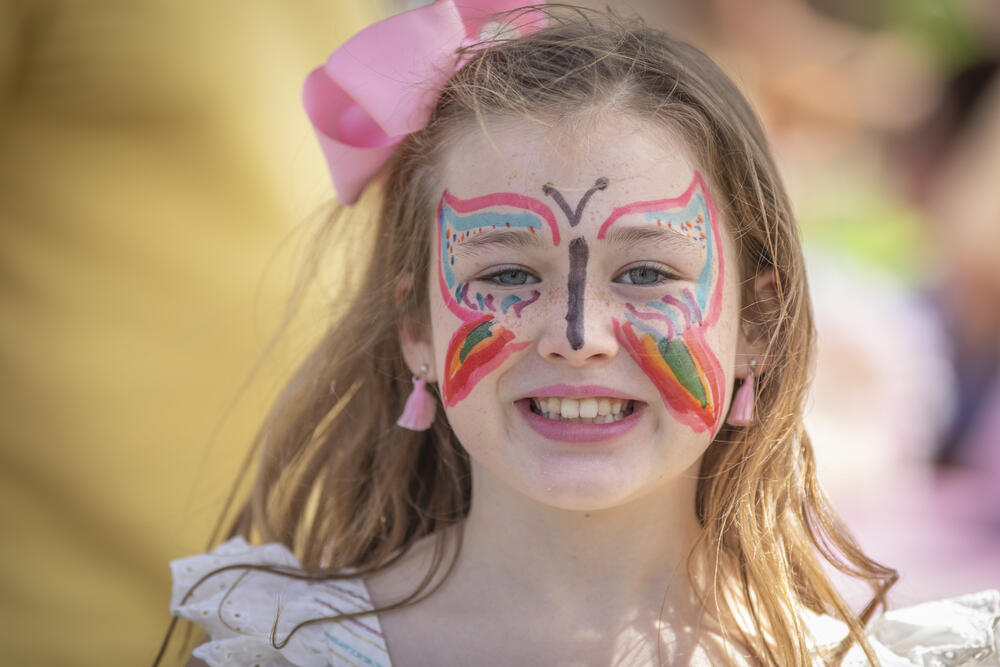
{"left": 802, "top": 590, "right": 1000, "bottom": 666}
{"left": 170, "top": 537, "right": 392, "bottom": 667}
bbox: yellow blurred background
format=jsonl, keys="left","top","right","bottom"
{"left": 0, "top": 2, "right": 378, "bottom": 664}
{"left": 2, "top": 1, "right": 998, "bottom": 665}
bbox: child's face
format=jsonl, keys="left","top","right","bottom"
{"left": 417, "top": 114, "right": 745, "bottom": 511}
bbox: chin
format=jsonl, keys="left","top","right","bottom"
{"left": 519, "top": 454, "right": 657, "bottom": 511}
{"left": 461, "top": 408, "right": 709, "bottom": 512}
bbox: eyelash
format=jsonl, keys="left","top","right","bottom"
{"left": 478, "top": 264, "right": 540, "bottom": 287}
{"left": 613, "top": 262, "right": 679, "bottom": 286}
{"left": 477, "top": 262, "right": 678, "bottom": 288}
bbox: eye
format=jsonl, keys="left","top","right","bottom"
{"left": 480, "top": 265, "right": 540, "bottom": 286}
{"left": 614, "top": 263, "right": 677, "bottom": 286}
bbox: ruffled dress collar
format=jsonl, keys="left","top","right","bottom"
{"left": 171, "top": 538, "right": 999, "bottom": 666}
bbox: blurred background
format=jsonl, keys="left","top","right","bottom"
{"left": 1, "top": 0, "right": 997, "bottom": 664}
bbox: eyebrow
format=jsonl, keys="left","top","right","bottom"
{"left": 601, "top": 225, "right": 706, "bottom": 253}
{"left": 451, "top": 228, "right": 547, "bottom": 258}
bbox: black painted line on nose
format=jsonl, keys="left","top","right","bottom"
{"left": 543, "top": 177, "right": 609, "bottom": 227}
{"left": 566, "top": 237, "right": 589, "bottom": 350}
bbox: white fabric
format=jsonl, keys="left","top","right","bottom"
{"left": 171, "top": 538, "right": 391, "bottom": 667}
{"left": 804, "top": 590, "right": 1000, "bottom": 666}
{"left": 172, "top": 538, "right": 999, "bottom": 666}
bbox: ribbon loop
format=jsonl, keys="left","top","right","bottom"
{"left": 303, "top": 0, "right": 547, "bottom": 204}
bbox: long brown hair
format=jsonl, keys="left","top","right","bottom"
{"left": 165, "top": 6, "right": 896, "bottom": 665}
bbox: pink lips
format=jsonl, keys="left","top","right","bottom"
{"left": 515, "top": 398, "right": 646, "bottom": 443}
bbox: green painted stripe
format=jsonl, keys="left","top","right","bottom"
{"left": 459, "top": 321, "right": 494, "bottom": 362}
{"left": 658, "top": 337, "right": 708, "bottom": 407}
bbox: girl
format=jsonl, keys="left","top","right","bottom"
{"left": 165, "top": 3, "right": 998, "bottom": 666}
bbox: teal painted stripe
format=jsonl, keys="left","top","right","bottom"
{"left": 641, "top": 194, "right": 713, "bottom": 309}
{"left": 440, "top": 204, "right": 543, "bottom": 290}
{"left": 625, "top": 313, "right": 664, "bottom": 341}
{"left": 645, "top": 300, "right": 683, "bottom": 331}
{"left": 323, "top": 631, "right": 387, "bottom": 667}
{"left": 500, "top": 294, "right": 521, "bottom": 313}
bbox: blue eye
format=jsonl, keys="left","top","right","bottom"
{"left": 483, "top": 267, "right": 539, "bottom": 286}
{"left": 616, "top": 264, "right": 675, "bottom": 286}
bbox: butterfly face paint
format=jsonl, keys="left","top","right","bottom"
{"left": 437, "top": 170, "right": 724, "bottom": 437}
{"left": 437, "top": 191, "right": 560, "bottom": 406}
{"left": 426, "top": 116, "right": 741, "bottom": 514}
{"left": 599, "top": 172, "right": 726, "bottom": 433}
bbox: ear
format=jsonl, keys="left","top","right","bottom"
{"left": 399, "top": 319, "right": 437, "bottom": 382}
{"left": 396, "top": 274, "right": 438, "bottom": 382}
{"left": 735, "top": 268, "right": 779, "bottom": 378}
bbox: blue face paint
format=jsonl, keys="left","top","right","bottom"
{"left": 440, "top": 207, "right": 546, "bottom": 296}
{"left": 598, "top": 172, "right": 726, "bottom": 433}
{"left": 500, "top": 294, "right": 522, "bottom": 314}
{"left": 436, "top": 190, "right": 561, "bottom": 406}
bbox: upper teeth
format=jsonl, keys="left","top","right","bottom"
{"left": 531, "top": 397, "right": 628, "bottom": 419}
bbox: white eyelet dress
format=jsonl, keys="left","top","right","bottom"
{"left": 171, "top": 538, "right": 999, "bottom": 667}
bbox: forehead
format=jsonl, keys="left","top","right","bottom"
{"left": 439, "top": 114, "right": 699, "bottom": 206}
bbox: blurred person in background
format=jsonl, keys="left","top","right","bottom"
{"left": 897, "top": 57, "right": 1000, "bottom": 476}
{"left": 708, "top": 0, "right": 1000, "bottom": 602}
{"left": 615, "top": 0, "right": 998, "bottom": 602}
{"left": 891, "top": 52, "right": 1000, "bottom": 578}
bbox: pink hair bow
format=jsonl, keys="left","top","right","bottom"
{"left": 303, "top": 1, "right": 546, "bottom": 205}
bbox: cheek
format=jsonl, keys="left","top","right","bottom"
{"left": 439, "top": 312, "right": 530, "bottom": 407}
{"left": 614, "top": 315, "right": 726, "bottom": 433}
{"left": 611, "top": 205, "right": 730, "bottom": 434}
{"left": 435, "top": 192, "right": 555, "bottom": 407}
{"left": 435, "top": 259, "right": 543, "bottom": 410}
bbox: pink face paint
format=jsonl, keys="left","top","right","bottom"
{"left": 601, "top": 172, "right": 726, "bottom": 433}
{"left": 625, "top": 303, "right": 675, "bottom": 339}
{"left": 511, "top": 290, "right": 540, "bottom": 317}
{"left": 437, "top": 190, "right": 560, "bottom": 406}
{"left": 660, "top": 294, "right": 692, "bottom": 327}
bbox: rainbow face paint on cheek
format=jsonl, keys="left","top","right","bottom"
{"left": 437, "top": 190, "right": 560, "bottom": 406}
{"left": 443, "top": 314, "right": 519, "bottom": 407}
{"left": 613, "top": 319, "right": 721, "bottom": 432}
{"left": 600, "top": 172, "right": 726, "bottom": 433}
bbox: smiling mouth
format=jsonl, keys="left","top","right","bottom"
{"left": 527, "top": 397, "right": 637, "bottom": 424}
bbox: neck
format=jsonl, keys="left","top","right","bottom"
{"left": 451, "top": 458, "right": 706, "bottom": 627}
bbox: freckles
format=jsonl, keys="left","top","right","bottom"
{"left": 436, "top": 190, "right": 555, "bottom": 406}
{"left": 543, "top": 177, "right": 608, "bottom": 228}
{"left": 609, "top": 172, "right": 727, "bottom": 433}
{"left": 500, "top": 290, "right": 541, "bottom": 317}
{"left": 441, "top": 290, "right": 542, "bottom": 406}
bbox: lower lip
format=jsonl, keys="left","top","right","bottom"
{"left": 514, "top": 400, "right": 645, "bottom": 443}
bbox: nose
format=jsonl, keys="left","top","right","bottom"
{"left": 535, "top": 256, "right": 619, "bottom": 367}
{"left": 535, "top": 307, "right": 620, "bottom": 366}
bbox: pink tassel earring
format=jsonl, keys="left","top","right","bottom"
{"left": 726, "top": 359, "right": 756, "bottom": 427}
{"left": 396, "top": 363, "right": 436, "bottom": 431}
